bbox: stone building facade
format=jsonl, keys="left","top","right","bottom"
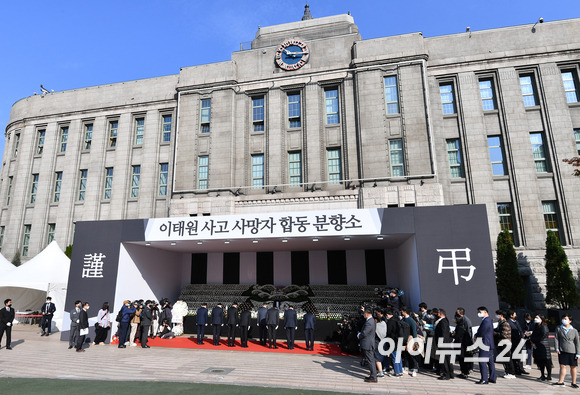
{"left": 2, "top": 11, "right": 580, "bottom": 308}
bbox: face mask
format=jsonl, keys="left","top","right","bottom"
{"left": 562, "top": 319, "right": 570, "bottom": 326}
{"left": 398, "top": 316, "right": 402, "bottom": 320}
{"left": 534, "top": 318, "right": 541, "bottom": 324}
{"left": 495, "top": 315, "right": 500, "bottom": 320}
{"left": 525, "top": 320, "right": 531, "bottom": 324}
{"left": 477, "top": 312, "right": 484, "bottom": 318}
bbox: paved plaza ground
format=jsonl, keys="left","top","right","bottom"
{"left": 0, "top": 325, "right": 576, "bottom": 394}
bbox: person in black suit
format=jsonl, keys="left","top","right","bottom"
{"left": 76, "top": 302, "right": 90, "bottom": 352}
{"left": 474, "top": 306, "right": 496, "bottom": 384}
{"left": 284, "top": 305, "right": 297, "bottom": 350}
{"left": 434, "top": 309, "right": 454, "bottom": 380}
{"left": 303, "top": 310, "right": 316, "bottom": 351}
{"left": 358, "top": 307, "right": 377, "bottom": 383}
{"left": 68, "top": 300, "right": 82, "bottom": 349}
{"left": 196, "top": 303, "right": 208, "bottom": 345}
{"left": 226, "top": 302, "right": 239, "bottom": 347}
{"left": 140, "top": 300, "right": 153, "bottom": 348}
{"left": 0, "top": 298, "right": 15, "bottom": 350}
{"left": 507, "top": 310, "right": 528, "bottom": 375}
{"left": 211, "top": 303, "right": 224, "bottom": 346}
{"left": 266, "top": 305, "right": 279, "bottom": 349}
{"left": 257, "top": 303, "right": 268, "bottom": 345}
{"left": 239, "top": 307, "right": 251, "bottom": 348}
{"left": 40, "top": 297, "right": 56, "bottom": 336}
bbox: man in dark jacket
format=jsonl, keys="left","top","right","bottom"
{"left": 239, "top": 307, "right": 251, "bottom": 348}
{"left": 474, "top": 306, "right": 496, "bottom": 384}
{"left": 507, "top": 310, "right": 528, "bottom": 375}
{"left": 40, "top": 297, "right": 56, "bottom": 336}
{"left": 68, "top": 300, "right": 82, "bottom": 350}
{"left": 196, "top": 303, "right": 208, "bottom": 344}
{"left": 0, "top": 298, "right": 15, "bottom": 350}
{"left": 211, "top": 303, "right": 225, "bottom": 346}
{"left": 140, "top": 301, "right": 153, "bottom": 348}
{"left": 358, "top": 307, "right": 377, "bottom": 383}
{"left": 257, "top": 303, "right": 268, "bottom": 345}
{"left": 226, "top": 302, "right": 239, "bottom": 347}
{"left": 76, "top": 302, "right": 90, "bottom": 352}
{"left": 284, "top": 305, "right": 298, "bottom": 350}
{"left": 494, "top": 310, "right": 515, "bottom": 378}
{"left": 303, "top": 310, "right": 316, "bottom": 351}
{"left": 434, "top": 309, "right": 454, "bottom": 380}
{"left": 266, "top": 305, "right": 279, "bottom": 348}
{"left": 118, "top": 300, "right": 136, "bottom": 349}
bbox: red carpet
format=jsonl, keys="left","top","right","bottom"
{"left": 145, "top": 337, "right": 348, "bottom": 356}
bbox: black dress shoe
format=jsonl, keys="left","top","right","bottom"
{"left": 364, "top": 377, "right": 378, "bottom": 383}
{"left": 142, "top": 345, "right": 150, "bottom": 348}
{"left": 475, "top": 380, "right": 488, "bottom": 384}
{"left": 438, "top": 376, "right": 450, "bottom": 380}
{"left": 68, "top": 345, "right": 73, "bottom": 349}
{"left": 6, "top": 347, "right": 12, "bottom": 350}
{"left": 118, "top": 345, "right": 126, "bottom": 348}
{"left": 489, "top": 380, "right": 496, "bottom": 383}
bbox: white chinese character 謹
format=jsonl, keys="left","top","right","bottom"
{"left": 436, "top": 248, "right": 475, "bottom": 285}
{"left": 82, "top": 253, "right": 106, "bottom": 278}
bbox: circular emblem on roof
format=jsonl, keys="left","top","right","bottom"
{"left": 275, "top": 40, "right": 310, "bottom": 71}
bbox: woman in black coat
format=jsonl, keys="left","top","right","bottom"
{"left": 530, "top": 314, "right": 552, "bottom": 381}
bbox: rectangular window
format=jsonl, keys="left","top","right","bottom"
{"left": 327, "top": 148, "right": 342, "bottom": 184}
{"left": 487, "top": 136, "right": 506, "bottom": 176}
{"left": 14, "top": 133, "right": 20, "bottom": 156}
{"left": 288, "top": 151, "right": 302, "bottom": 185}
{"left": 389, "top": 139, "right": 405, "bottom": 177}
{"left": 497, "top": 203, "right": 517, "bottom": 245}
{"left": 134, "top": 118, "right": 144, "bottom": 145}
{"left": 251, "top": 154, "right": 264, "bottom": 189}
{"left": 252, "top": 97, "right": 265, "bottom": 132}
{"left": 561, "top": 70, "right": 579, "bottom": 103}
{"left": 479, "top": 79, "right": 496, "bottom": 111}
{"left": 6, "top": 176, "right": 12, "bottom": 206}
{"left": 78, "top": 169, "right": 88, "bottom": 201}
{"left": 325, "top": 88, "right": 339, "bottom": 124}
{"left": 30, "top": 174, "right": 39, "bottom": 204}
{"left": 59, "top": 126, "right": 68, "bottom": 153}
{"left": 0, "top": 226, "right": 4, "bottom": 252}
{"left": 446, "top": 139, "right": 465, "bottom": 178}
{"left": 158, "top": 163, "right": 168, "bottom": 196}
{"left": 530, "top": 132, "right": 549, "bottom": 173}
{"left": 130, "top": 165, "right": 141, "bottom": 198}
{"left": 542, "top": 201, "right": 561, "bottom": 241}
{"left": 288, "top": 93, "right": 301, "bottom": 128}
{"left": 198, "top": 156, "right": 209, "bottom": 190}
{"left": 200, "top": 99, "right": 211, "bottom": 133}
{"left": 575, "top": 129, "right": 580, "bottom": 155}
{"left": 22, "top": 224, "right": 31, "bottom": 257}
{"left": 53, "top": 171, "right": 62, "bottom": 203}
{"left": 37, "top": 129, "right": 46, "bottom": 155}
{"left": 103, "top": 168, "right": 113, "bottom": 200}
{"left": 47, "top": 223, "right": 56, "bottom": 245}
{"left": 384, "top": 76, "right": 400, "bottom": 114}
{"left": 162, "top": 114, "right": 172, "bottom": 142}
{"left": 83, "top": 124, "right": 93, "bottom": 150}
{"left": 109, "top": 121, "right": 118, "bottom": 148}
{"left": 520, "top": 75, "right": 537, "bottom": 107}
{"left": 440, "top": 83, "right": 456, "bottom": 114}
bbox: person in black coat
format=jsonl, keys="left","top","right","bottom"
{"left": 507, "top": 310, "right": 528, "bottom": 375}
{"left": 358, "top": 307, "right": 377, "bottom": 383}
{"left": 284, "top": 306, "right": 297, "bottom": 350}
{"left": 140, "top": 301, "right": 153, "bottom": 348}
{"left": 434, "top": 309, "right": 454, "bottom": 380}
{"left": 303, "top": 310, "right": 316, "bottom": 351}
{"left": 196, "top": 303, "right": 208, "bottom": 345}
{"left": 239, "top": 308, "right": 251, "bottom": 348}
{"left": 226, "top": 302, "right": 239, "bottom": 347}
{"left": 40, "top": 297, "right": 56, "bottom": 336}
{"left": 211, "top": 303, "right": 225, "bottom": 346}
{"left": 266, "top": 305, "right": 279, "bottom": 348}
{"left": 257, "top": 303, "right": 268, "bottom": 346}
{"left": 76, "top": 302, "right": 90, "bottom": 352}
{"left": 530, "top": 314, "right": 552, "bottom": 381}
{"left": 453, "top": 313, "right": 473, "bottom": 378}
{"left": 0, "top": 298, "right": 15, "bottom": 350}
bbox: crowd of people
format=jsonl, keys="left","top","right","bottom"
{"left": 352, "top": 292, "right": 580, "bottom": 388}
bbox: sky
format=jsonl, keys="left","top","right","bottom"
{"left": 1, "top": 0, "right": 578, "bottom": 159}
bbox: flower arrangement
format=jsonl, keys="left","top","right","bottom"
{"left": 172, "top": 300, "right": 189, "bottom": 323}
{"left": 172, "top": 324, "right": 184, "bottom": 336}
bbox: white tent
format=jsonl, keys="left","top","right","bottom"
{"left": 0, "top": 252, "right": 16, "bottom": 275}
{"left": 0, "top": 241, "right": 70, "bottom": 331}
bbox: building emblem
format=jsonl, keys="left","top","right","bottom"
{"left": 275, "top": 39, "right": 310, "bottom": 71}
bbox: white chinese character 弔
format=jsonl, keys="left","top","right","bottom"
{"left": 436, "top": 248, "right": 475, "bottom": 285}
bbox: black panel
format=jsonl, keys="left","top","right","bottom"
{"left": 365, "top": 249, "right": 386, "bottom": 285}
{"left": 223, "top": 252, "right": 240, "bottom": 284}
{"left": 327, "top": 250, "right": 347, "bottom": 285}
{"left": 291, "top": 251, "right": 310, "bottom": 285}
{"left": 191, "top": 253, "right": 208, "bottom": 284}
{"left": 256, "top": 251, "right": 274, "bottom": 285}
